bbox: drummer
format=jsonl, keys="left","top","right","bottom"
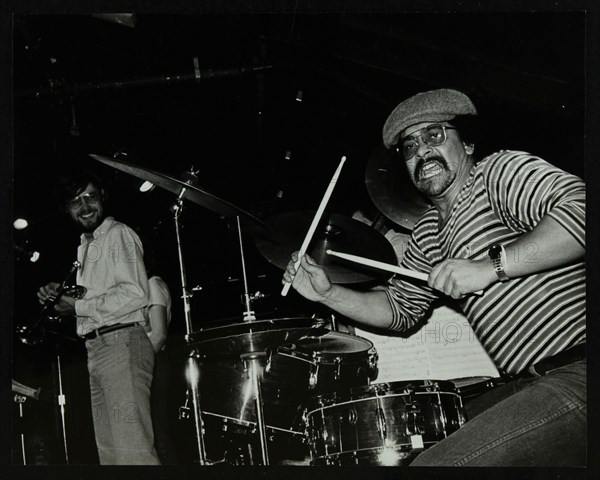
{"left": 283, "top": 88, "right": 585, "bottom": 466}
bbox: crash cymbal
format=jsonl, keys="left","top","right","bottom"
{"left": 365, "top": 144, "right": 432, "bottom": 230}
{"left": 255, "top": 211, "right": 397, "bottom": 284}
{"left": 89, "top": 154, "right": 270, "bottom": 235}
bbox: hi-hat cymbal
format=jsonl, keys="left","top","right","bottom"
{"left": 90, "top": 154, "right": 271, "bottom": 236}
{"left": 365, "top": 144, "right": 432, "bottom": 230}
{"left": 255, "top": 211, "right": 397, "bottom": 284}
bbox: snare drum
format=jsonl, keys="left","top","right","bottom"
{"left": 305, "top": 380, "right": 467, "bottom": 466}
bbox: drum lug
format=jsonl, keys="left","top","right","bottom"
{"left": 375, "top": 404, "right": 387, "bottom": 442}
{"left": 402, "top": 386, "right": 424, "bottom": 436}
{"left": 334, "top": 356, "right": 342, "bottom": 382}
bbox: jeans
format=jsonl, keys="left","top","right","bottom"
{"left": 86, "top": 323, "right": 160, "bottom": 465}
{"left": 410, "top": 360, "right": 586, "bottom": 466}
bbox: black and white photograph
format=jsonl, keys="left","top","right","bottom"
{"left": 3, "top": 3, "right": 597, "bottom": 475}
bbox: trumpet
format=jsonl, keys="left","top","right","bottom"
{"left": 18, "top": 261, "right": 87, "bottom": 345}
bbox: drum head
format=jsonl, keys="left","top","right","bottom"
{"left": 281, "top": 331, "right": 373, "bottom": 358}
{"left": 188, "top": 316, "right": 329, "bottom": 355}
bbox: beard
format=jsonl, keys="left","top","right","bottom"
{"left": 76, "top": 208, "right": 104, "bottom": 232}
{"left": 413, "top": 154, "right": 455, "bottom": 197}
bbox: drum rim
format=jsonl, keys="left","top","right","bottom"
{"left": 190, "top": 316, "right": 328, "bottom": 342}
{"left": 306, "top": 379, "right": 460, "bottom": 410}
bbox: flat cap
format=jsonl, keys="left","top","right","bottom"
{"left": 382, "top": 89, "right": 477, "bottom": 148}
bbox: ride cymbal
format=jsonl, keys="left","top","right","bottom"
{"left": 255, "top": 211, "right": 397, "bottom": 284}
{"left": 365, "top": 144, "right": 432, "bottom": 230}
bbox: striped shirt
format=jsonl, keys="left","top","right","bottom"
{"left": 384, "top": 150, "right": 585, "bottom": 374}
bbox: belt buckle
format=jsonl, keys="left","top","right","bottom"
{"left": 86, "top": 329, "right": 100, "bottom": 340}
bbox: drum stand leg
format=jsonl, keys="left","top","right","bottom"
{"left": 55, "top": 344, "right": 69, "bottom": 464}
{"left": 242, "top": 353, "right": 269, "bottom": 466}
{"left": 186, "top": 352, "right": 208, "bottom": 465}
{"left": 15, "top": 395, "right": 27, "bottom": 464}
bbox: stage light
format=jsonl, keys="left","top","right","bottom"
{"left": 13, "top": 218, "right": 29, "bottom": 230}
{"left": 140, "top": 181, "right": 155, "bottom": 193}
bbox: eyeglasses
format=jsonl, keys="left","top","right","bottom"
{"left": 67, "top": 191, "right": 100, "bottom": 211}
{"left": 396, "top": 124, "right": 456, "bottom": 160}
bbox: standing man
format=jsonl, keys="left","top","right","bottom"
{"left": 283, "top": 89, "right": 585, "bottom": 466}
{"left": 37, "top": 171, "right": 160, "bottom": 465}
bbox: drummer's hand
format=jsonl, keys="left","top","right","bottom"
{"left": 282, "top": 251, "right": 332, "bottom": 302}
{"left": 37, "top": 282, "right": 60, "bottom": 305}
{"left": 428, "top": 258, "right": 496, "bottom": 299}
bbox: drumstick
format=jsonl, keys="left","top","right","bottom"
{"left": 326, "top": 249, "right": 428, "bottom": 281}
{"left": 326, "top": 249, "right": 484, "bottom": 296}
{"left": 281, "top": 156, "right": 347, "bottom": 296}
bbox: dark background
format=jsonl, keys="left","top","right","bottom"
{"left": 9, "top": 12, "right": 587, "bottom": 466}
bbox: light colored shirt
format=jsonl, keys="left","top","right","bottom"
{"left": 385, "top": 151, "right": 585, "bottom": 375}
{"left": 145, "top": 276, "right": 172, "bottom": 344}
{"left": 74, "top": 216, "right": 149, "bottom": 336}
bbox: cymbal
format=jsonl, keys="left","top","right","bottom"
{"left": 365, "top": 144, "right": 432, "bottom": 230}
{"left": 187, "top": 316, "right": 329, "bottom": 355}
{"left": 255, "top": 211, "right": 397, "bottom": 284}
{"left": 89, "top": 154, "right": 270, "bottom": 235}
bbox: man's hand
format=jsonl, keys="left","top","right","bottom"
{"left": 53, "top": 295, "right": 77, "bottom": 316}
{"left": 428, "top": 258, "right": 497, "bottom": 299}
{"left": 37, "top": 282, "right": 77, "bottom": 316}
{"left": 37, "top": 282, "right": 60, "bottom": 304}
{"left": 282, "top": 252, "right": 333, "bottom": 302}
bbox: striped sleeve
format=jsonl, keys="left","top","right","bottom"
{"left": 483, "top": 151, "right": 585, "bottom": 247}
{"left": 385, "top": 228, "right": 439, "bottom": 331}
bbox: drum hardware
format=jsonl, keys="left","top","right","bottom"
{"left": 14, "top": 394, "right": 29, "bottom": 464}
{"left": 171, "top": 184, "right": 208, "bottom": 465}
{"left": 12, "top": 381, "right": 41, "bottom": 465}
{"left": 375, "top": 401, "right": 388, "bottom": 443}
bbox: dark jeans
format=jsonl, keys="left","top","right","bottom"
{"left": 410, "top": 360, "right": 586, "bottom": 466}
{"left": 151, "top": 349, "right": 178, "bottom": 464}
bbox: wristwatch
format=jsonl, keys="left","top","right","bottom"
{"left": 488, "top": 244, "right": 509, "bottom": 282}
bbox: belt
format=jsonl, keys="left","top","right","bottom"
{"left": 83, "top": 322, "right": 138, "bottom": 340}
{"left": 526, "top": 343, "right": 586, "bottom": 377}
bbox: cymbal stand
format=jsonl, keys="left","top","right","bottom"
{"left": 171, "top": 190, "right": 208, "bottom": 465}
{"left": 235, "top": 216, "right": 269, "bottom": 464}
{"left": 236, "top": 216, "right": 256, "bottom": 321}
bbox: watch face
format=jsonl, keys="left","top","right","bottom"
{"left": 489, "top": 245, "right": 502, "bottom": 259}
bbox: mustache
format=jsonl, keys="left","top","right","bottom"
{"left": 416, "top": 155, "right": 447, "bottom": 178}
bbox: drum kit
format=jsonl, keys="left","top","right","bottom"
{"left": 86, "top": 149, "right": 474, "bottom": 466}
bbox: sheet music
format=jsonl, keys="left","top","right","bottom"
{"left": 354, "top": 305, "right": 500, "bottom": 383}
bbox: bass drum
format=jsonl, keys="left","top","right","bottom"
{"left": 305, "top": 380, "right": 467, "bottom": 466}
